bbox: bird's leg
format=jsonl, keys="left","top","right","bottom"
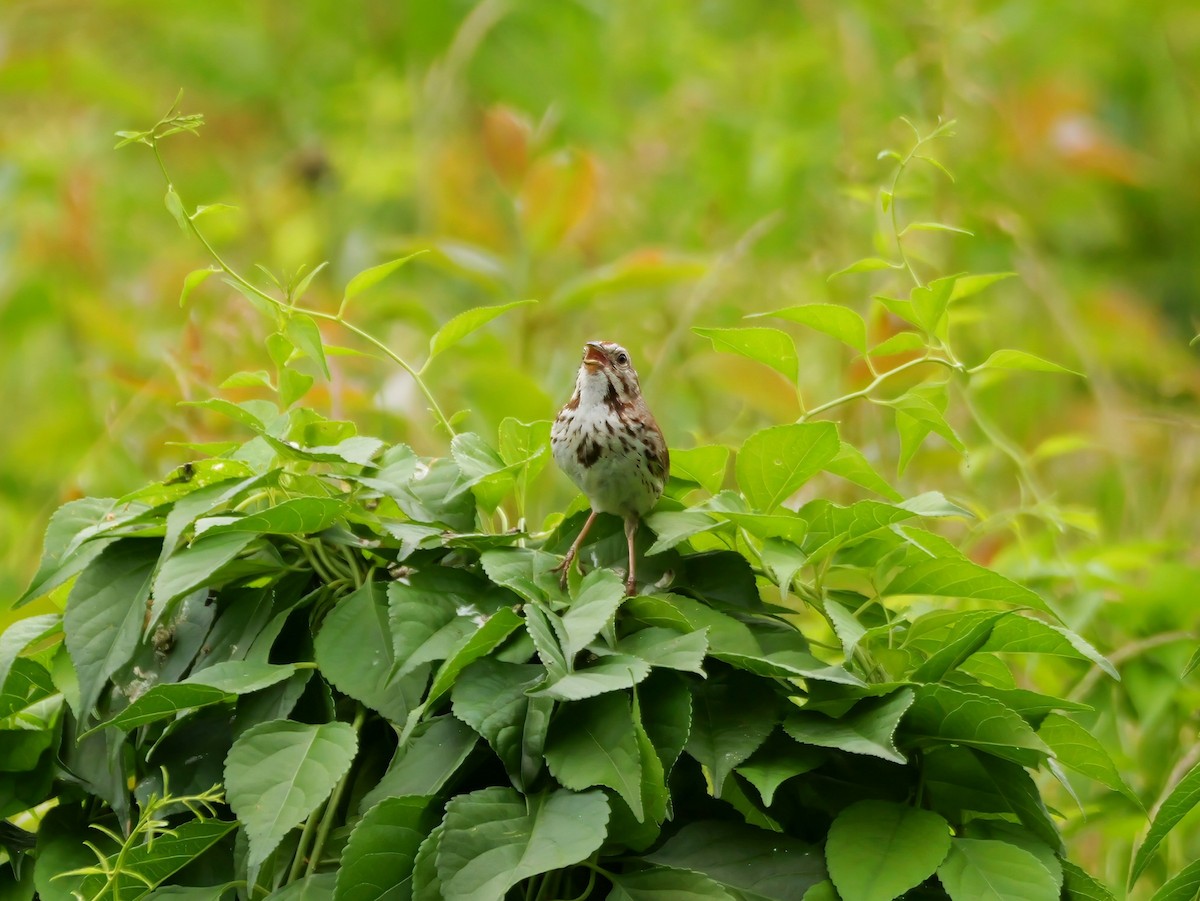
{"left": 624, "top": 516, "right": 639, "bottom": 596}
{"left": 555, "top": 510, "right": 599, "bottom": 588}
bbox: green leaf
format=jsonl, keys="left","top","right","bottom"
{"left": 452, "top": 660, "right": 549, "bottom": 791}
{"left": 756, "top": 303, "right": 867, "bottom": 353}
{"left": 886, "top": 390, "right": 965, "bottom": 453}
{"left": 224, "top": 719, "right": 359, "bottom": 870}
{"left": 647, "top": 820, "right": 825, "bottom": 899}
{"left": 360, "top": 716, "right": 478, "bottom": 812}
{"left": 829, "top": 257, "right": 903, "bottom": 279}
{"left": 686, "top": 670, "right": 779, "bottom": 794}
{"left": 531, "top": 653, "right": 652, "bottom": 701}
{"left": 0, "top": 614, "right": 60, "bottom": 693}
{"left": 826, "top": 800, "right": 951, "bottom": 901}
{"left": 180, "top": 266, "right": 219, "bottom": 307}
{"left": 387, "top": 570, "right": 494, "bottom": 678}
{"left": 937, "top": 838, "right": 1059, "bottom": 901}
{"left": 290, "top": 261, "right": 328, "bottom": 304}
{"left": 644, "top": 511, "right": 724, "bottom": 555}
{"left": 669, "top": 445, "right": 730, "bottom": 494}
{"left": 164, "top": 184, "right": 188, "bottom": 232}
{"left": 970, "top": 349, "right": 1082, "bottom": 377}
{"left": 736, "top": 422, "right": 840, "bottom": 511}
{"left": 92, "top": 661, "right": 297, "bottom": 733}
{"left": 65, "top": 540, "right": 157, "bottom": 717}
{"left": 823, "top": 443, "right": 903, "bottom": 500}
{"left": 905, "top": 684, "right": 1052, "bottom": 767}
{"left": 692, "top": 326, "right": 798, "bottom": 382}
{"left": 343, "top": 252, "right": 423, "bottom": 302}
{"left": 335, "top": 795, "right": 434, "bottom": 901}
{"left": 198, "top": 497, "right": 347, "bottom": 536}
{"left": 17, "top": 497, "right": 122, "bottom": 608}
{"left": 1130, "top": 757, "right": 1200, "bottom": 888}
{"left": 427, "top": 299, "right": 537, "bottom": 364}
{"left": 152, "top": 531, "right": 258, "bottom": 617}
{"left": 983, "top": 615, "right": 1115, "bottom": 677}
{"left": 286, "top": 313, "right": 331, "bottom": 380}
{"left": 950, "top": 272, "right": 1016, "bottom": 301}
{"left": 1147, "top": 859, "right": 1200, "bottom": 901}
{"left": 606, "top": 868, "right": 735, "bottom": 900}
{"left": 884, "top": 557, "right": 1058, "bottom": 618}
{"left": 424, "top": 607, "right": 523, "bottom": 707}
{"left": 736, "top": 733, "right": 825, "bottom": 805}
{"left": 437, "top": 787, "right": 609, "bottom": 901}
{"left": 910, "top": 612, "right": 1008, "bottom": 683}
{"left": 616, "top": 627, "right": 708, "bottom": 675}
{"left": 191, "top": 201, "right": 238, "bottom": 221}
{"left": 562, "top": 568, "right": 627, "bottom": 658}
{"left": 910, "top": 276, "right": 958, "bottom": 335}
{"left": 317, "top": 584, "right": 425, "bottom": 723}
{"left": 545, "top": 693, "right": 646, "bottom": 820}
{"left": 901, "top": 220, "right": 974, "bottom": 237}
{"left": 220, "top": 369, "right": 274, "bottom": 389}
{"left": 74, "top": 820, "right": 237, "bottom": 900}
{"left": 1061, "top": 861, "right": 1116, "bottom": 901}
{"left": 411, "top": 826, "right": 443, "bottom": 901}
{"left": 868, "top": 330, "right": 926, "bottom": 357}
{"left": 784, "top": 689, "right": 913, "bottom": 764}
{"left": 267, "top": 874, "right": 338, "bottom": 899}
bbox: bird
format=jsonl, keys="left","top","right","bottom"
{"left": 551, "top": 340, "right": 669, "bottom": 595}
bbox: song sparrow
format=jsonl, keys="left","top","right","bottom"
{"left": 551, "top": 341, "right": 669, "bottom": 595}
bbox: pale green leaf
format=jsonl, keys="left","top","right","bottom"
{"left": 693, "top": 326, "right": 798, "bottom": 382}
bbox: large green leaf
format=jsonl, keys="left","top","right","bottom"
{"left": 1147, "top": 859, "right": 1200, "bottom": 901}
{"left": 152, "top": 531, "right": 258, "bottom": 615}
{"left": 905, "top": 684, "right": 1051, "bottom": 767}
{"left": 545, "top": 693, "right": 646, "bottom": 820}
{"left": 646, "top": 820, "right": 825, "bottom": 900}
{"left": 335, "top": 796, "right": 435, "bottom": 901}
{"left": 615, "top": 627, "right": 708, "bottom": 675}
{"left": 91, "top": 661, "right": 297, "bottom": 734}
{"left": 686, "top": 670, "right": 779, "bottom": 794}
{"left": 315, "top": 584, "right": 425, "bottom": 723}
{"left": 530, "top": 653, "right": 652, "bottom": 701}
{"left": 736, "top": 423, "right": 840, "bottom": 511}
{"left": 884, "top": 557, "right": 1058, "bottom": 618}
{"left": 1037, "top": 713, "right": 1139, "bottom": 805}
{"left": 224, "top": 719, "right": 359, "bottom": 869}
{"left": 936, "top": 838, "right": 1059, "bottom": 901}
{"left": 1060, "top": 861, "right": 1117, "bottom": 901}
{"left": 198, "top": 498, "right": 346, "bottom": 536}
{"left": 669, "top": 445, "right": 730, "bottom": 494}
{"left": 756, "top": 303, "right": 868, "bottom": 353}
{"left": 64, "top": 540, "right": 158, "bottom": 718}
{"left": 452, "top": 660, "right": 549, "bottom": 791}
{"left": 561, "top": 568, "right": 627, "bottom": 657}
{"left": 693, "top": 326, "right": 798, "bottom": 381}
{"left": 436, "top": 787, "right": 609, "bottom": 901}
{"left": 387, "top": 571, "right": 491, "bottom": 678}
{"left": 423, "top": 607, "right": 523, "bottom": 706}
{"left": 826, "top": 800, "right": 951, "bottom": 901}
{"left": 736, "top": 732, "right": 825, "bottom": 806}
{"left": 16, "top": 497, "right": 119, "bottom": 607}
{"left": 784, "top": 688, "right": 914, "bottom": 764}
{"left": 359, "top": 716, "right": 478, "bottom": 812}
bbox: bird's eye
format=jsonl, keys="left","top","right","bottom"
{"left": 616, "top": 352, "right": 629, "bottom": 365}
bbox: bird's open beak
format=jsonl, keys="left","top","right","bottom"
{"left": 583, "top": 343, "right": 607, "bottom": 369}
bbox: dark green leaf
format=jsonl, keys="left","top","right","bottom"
{"left": 75, "top": 820, "right": 237, "bottom": 900}
{"left": 360, "top": 716, "right": 478, "bottom": 812}
{"left": 437, "top": 787, "right": 609, "bottom": 901}
{"left": 545, "top": 693, "right": 646, "bottom": 820}
{"left": 65, "top": 540, "right": 158, "bottom": 717}
{"left": 906, "top": 684, "right": 1052, "bottom": 767}
{"left": 686, "top": 670, "right": 779, "bottom": 794}
{"left": 784, "top": 689, "right": 913, "bottom": 763}
{"left": 606, "top": 868, "right": 734, "bottom": 900}
{"left": 647, "top": 820, "right": 825, "bottom": 900}
{"left": 335, "top": 796, "right": 434, "bottom": 901}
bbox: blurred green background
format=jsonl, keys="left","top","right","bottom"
{"left": 2, "top": 0, "right": 1198, "bottom": 887}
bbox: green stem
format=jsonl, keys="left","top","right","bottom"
{"left": 287, "top": 800, "right": 324, "bottom": 884}
{"left": 306, "top": 706, "right": 367, "bottom": 877}
{"left": 799, "top": 353, "right": 956, "bottom": 422}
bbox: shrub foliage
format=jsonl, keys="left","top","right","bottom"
{"left": 4, "top": 103, "right": 1185, "bottom": 901}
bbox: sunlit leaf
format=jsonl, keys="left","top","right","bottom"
{"left": 970, "top": 349, "right": 1082, "bottom": 377}
{"left": 753, "top": 304, "right": 867, "bottom": 353}
{"left": 343, "top": 252, "right": 424, "bottom": 302}
{"left": 828, "top": 257, "right": 903, "bottom": 280}
{"left": 427, "top": 299, "right": 537, "bottom": 365}
{"left": 693, "top": 326, "right": 798, "bottom": 382}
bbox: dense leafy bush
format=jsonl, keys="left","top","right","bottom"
{"left": 2, "top": 104, "right": 1197, "bottom": 901}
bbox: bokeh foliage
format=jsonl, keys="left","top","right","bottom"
{"left": 1, "top": 0, "right": 1198, "bottom": 894}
